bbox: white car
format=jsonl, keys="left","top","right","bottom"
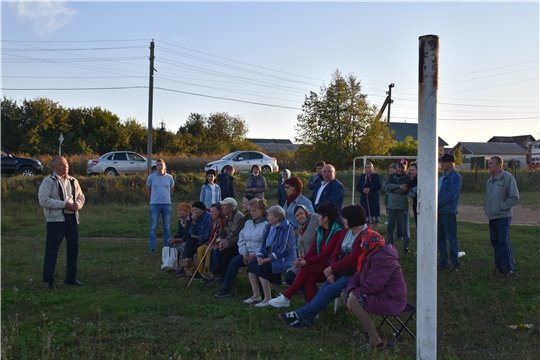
{"left": 204, "top": 151, "right": 279, "bottom": 173}
{"left": 87, "top": 151, "right": 157, "bottom": 176}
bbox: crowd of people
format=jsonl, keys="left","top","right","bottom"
{"left": 38, "top": 155, "right": 520, "bottom": 347}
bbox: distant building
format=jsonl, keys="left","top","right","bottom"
{"left": 247, "top": 138, "right": 301, "bottom": 155}
{"left": 487, "top": 135, "right": 536, "bottom": 167}
{"left": 388, "top": 122, "right": 448, "bottom": 156}
{"left": 450, "top": 142, "right": 529, "bottom": 169}
{"left": 529, "top": 139, "right": 540, "bottom": 167}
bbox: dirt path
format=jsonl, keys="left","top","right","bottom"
{"left": 456, "top": 205, "right": 539, "bottom": 226}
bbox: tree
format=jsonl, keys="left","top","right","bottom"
{"left": 388, "top": 136, "right": 418, "bottom": 157}
{"left": 453, "top": 148, "right": 464, "bottom": 165}
{"left": 295, "top": 70, "right": 394, "bottom": 169}
{"left": 1, "top": 97, "right": 23, "bottom": 151}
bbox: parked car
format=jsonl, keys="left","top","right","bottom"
{"left": 87, "top": 151, "right": 157, "bottom": 176}
{"left": 204, "top": 151, "right": 279, "bottom": 173}
{"left": 1, "top": 147, "right": 44, "bottom": 176}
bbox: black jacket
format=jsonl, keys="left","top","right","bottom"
{"left": 217, "top": 172, "right": 235, "bottom": 199}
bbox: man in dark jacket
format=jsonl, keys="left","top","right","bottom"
{"left": 217, "top": 165, "right": 235, "bottom": 200}
{"left": 437, "top": 153, "right": 463, "bottom": 271}
{"left": 309, "top": 164, "right": 344, "bottom": 213}
{"left": 384, "top": 159, "right": 411, "bottom": 252}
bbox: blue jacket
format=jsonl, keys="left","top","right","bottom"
{"left": 308, "top": 173, "right": 323, "bottom": 192}
{"left": 200, "top": 184, "right": 222, "bottom": 209}
{"left": 257, "top": 219, "right": 297, "bottom": 274}
{"left": 283, "top": 195, "right": 314, "bottom": 228}
{"left": 310, "top": 178, "right": 344, "bottom": 213}
{"left": 277, "top": 179, "right": 287, "bottom": 207}
{"left": 190, "top": 211, "right": 212, "bottom": 246}
{"left": 438, "top": 168, "right": 462, "bottom": 214}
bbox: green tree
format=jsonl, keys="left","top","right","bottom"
{"left": 1, "top": 97, "right": 23, "bottom": 151}
{"left": 388, "top": 136, "right": 418, "bottom": 157}
{"left": 295, "top": 70, "right": 393, "bottom": 169}
{"left": 453, "top": 148, "right": 464, "bottom": 165}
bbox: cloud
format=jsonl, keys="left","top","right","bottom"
{"left": 16, "top": 1, "right": 77, "bottom": 36}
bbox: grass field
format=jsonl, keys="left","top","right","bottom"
{"left": 2, "top": 198, "right": 539, "bottom": 360}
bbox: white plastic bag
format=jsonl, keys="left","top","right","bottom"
{"left": 161, "top": 246, "right": 178, "bottom": 271}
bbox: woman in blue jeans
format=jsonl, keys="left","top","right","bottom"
{"left": 278, "top": 204, "right": 372, "bottom": 329}
{"left": 214, "top": 198, "right": 268, "bottom": 298}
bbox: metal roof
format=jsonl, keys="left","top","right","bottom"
{"left": 453, "top": 142, "right": 529, "bottom": 155}
{"left": 388, "top": 122, "right": 448, "bottom": 146}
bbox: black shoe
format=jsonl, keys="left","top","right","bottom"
{"left": 148, "top": 249, "right": 155, "bottom": 254}
{"left": 65, "top": 280, "right": 84, "bottom": 286}
{"left": 403, "top": 248, "right": 410, "bottom": 253}
{"left": 44, "top": 282, "right": 57, "bottom": 290}
{"left": 215, "top": 288, "right": 231, "bottom": 298}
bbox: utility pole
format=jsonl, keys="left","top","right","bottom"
{"left": 147, "top": 40, "right": 155, "bottom": 174}
{"left": 387, "top": 83, "right": 394, "bottom": 123}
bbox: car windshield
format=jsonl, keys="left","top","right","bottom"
{"left": 221, "top": 152, "right": 239, "bottom": 160}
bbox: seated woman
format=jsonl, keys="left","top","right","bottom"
{"left": 344, "top": 242, "right": 407, "bottom": 349}
{"left": 282, "top": 177, "right": 314, "bottom": 230}
{"left": 269, "top": 202, "right": 343, "bottom": 308}
{"left": 195, "top": 203, "right": 227, "bottom": 277}
{"left": 244, "top": 205, "right": 296, "bottom": 307}
{"left": 214, "top": 198, "right": 268, "bottom": 297}
{"left": 283, "top": 204, "right": 319, "bottom": 286}
{"left": 181, "top": 201, "right": 211, "bottom": 264}
{"left": 277, "top": 204, "right": 377, "bottom": 329}
{"left": 167, "top": 203, "right": 192, "bottom": 274}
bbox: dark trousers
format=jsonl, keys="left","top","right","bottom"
{"left": 182, "top": 237, "right": 200, "bottom": 260}
{"left": 213, "top": 245, "right": 239, "bottom": 275}
{"left": 43, "top": 215, "right": 78, "bottom": 284}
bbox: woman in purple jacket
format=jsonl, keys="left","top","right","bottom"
{"left": 344, "top": 242, "right": 407, "bottom": 349}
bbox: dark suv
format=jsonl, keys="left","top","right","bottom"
{"left": 1, "top": 147, "right": 44, "bottom": 176}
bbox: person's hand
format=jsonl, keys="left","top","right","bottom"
{"left": 326, "top": 273, "right": 336, "bottom": 284}
{"left": 191, "top": 234, "right": 198, "bottom": 239}
{"left": 363, "top": 188, "right": 370, "bottom": 194}
{"left": 294, "top": 258, "right": 306, "bottom": 268}
{"left": 257, "top": 257, "right": 265, "bottom": 265}
{"left": 220, "top": 239, "right": 230, "bottom": 250}
{"left": 167, "top": 238, "right": 174, "bottom": 246}
{"left": 65, "top": 202, "right": 78, "bottom": 212}
{"left": 399, "top": 184, "right": 408, "bottom": 191}
{"left": 323, "top": 266, "right": 333, "bottom": 278}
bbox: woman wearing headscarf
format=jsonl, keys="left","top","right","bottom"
{"left": 277, "top": 169, "right": 291, "bottom": 207}
{"left": 245, "top": 164, "right": 267, "bottom": 200}
{"left": 244, "top": 205, "right": 296, "bottom": 307}
{"left": 194, "top": 202, "right": 227, "bottom": 277}
{"left": 344, "top": 240, "right": 407, "bottom": 349}
{"left": 168, "top": 203, "right": 192, "bottom": 273}
{"left": 268, "top": 202, "right": 344, "bottom": 308}
{"left": 282, "top": 177, "right": 314, "bottom": 230}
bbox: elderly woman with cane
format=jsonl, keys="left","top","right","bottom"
{"left": 356, "top": 162, "right": 382, "bottom": 231}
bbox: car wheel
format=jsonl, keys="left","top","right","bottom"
{"left": 19, "top": 166, "right": 37, "bottom": 176}
{"left": 105, "top": 168, "right": 118, "bottom": 176}
{"left": 261, "top": 165, "right": 271, "bottom": 173}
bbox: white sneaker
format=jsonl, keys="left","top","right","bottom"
{"left": 254, "top": 301, "right": 270, "bottom": 307}
{"left": 268, "top": 293, "right": 290, "bottom": 308}
{"left": 243, "top": 296, "right": 262, "bottom": 304}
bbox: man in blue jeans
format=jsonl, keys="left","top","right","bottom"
{"left": 437, "top": 154, "right": 463, "bottom": 271}
{"left": 146, "top": 159, "right": 175, "bottom": 254}
{"left": 484, "top": 156, "right": 519, "bottom": 276}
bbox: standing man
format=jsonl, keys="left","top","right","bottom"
{"left": 384, "top": 159, "right": 411, "bottom": 252}
{"left": 38, "top": 156, "right": 85, "bottom": 290}
{"left": 146, "top": 159, "right": 175, "bottom": 254}
{"left": 356, "top": 162, "right": 382, "bottom": 231}
{"left": 217, "top": 165, "right": 235, "bottom": 200}
{"left": 309, "top": 164, "right": 344, "bottom": 213}
{"left": 484, "top": 156, "right": 519, "bottom": 276}
{"left": 308, "top": 161, "right": 326, "bottom": 195}
{"left": 437, "top": 154, "right": 463, "bottom": 271}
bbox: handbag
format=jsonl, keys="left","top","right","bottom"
{"left": 161, "top": 246, "right": 178, "bottom": 271}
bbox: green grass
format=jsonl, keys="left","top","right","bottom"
{"left": 2, "top": 201, "right": 540, "bottom": 359}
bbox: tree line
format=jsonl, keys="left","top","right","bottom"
{"left": 2, "top": 70, "right": 420, "bottom": 169}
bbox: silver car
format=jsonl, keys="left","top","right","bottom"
{"left": 204, "top": 151, "right": 279, "bottom": 174}
{"left": 87, "top": 151, "right": 157, "bottom": 176}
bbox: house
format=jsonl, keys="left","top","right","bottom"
{"left": 388, "top": 122, "right": 448, "bottom": 156}
{"left": 487, "top": 135, "right": 536, "bottom": 166}
{"left": 247, "top": 138, "right": 301, "bottom": 154}
{"left": 450, "top": 142, "right": 529, "bottom": 169}
{"left": 529, "top": 139, "right": 540, "bottom": 167}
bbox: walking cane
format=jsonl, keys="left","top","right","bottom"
{"left": 366, "top": 191, "right": 372, "bottom": 224}
{"left": 187, "top": 235, "right": 218, "bottom": 287}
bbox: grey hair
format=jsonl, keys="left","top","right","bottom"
{"left": 267, "top": 205, "right": 286, "bottom": 221}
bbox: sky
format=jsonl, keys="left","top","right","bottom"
{"left": 1, "top": 1, "right": 539, "bottom": 150}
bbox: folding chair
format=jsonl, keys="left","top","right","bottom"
{"left": 377, "top": 303, "right": 416, "bottom": 340}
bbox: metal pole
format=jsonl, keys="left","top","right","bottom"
{"left": 387, "top": 83, "right": 394, "bottom": 123}
{"left": 417, "top": 34, "right": 439, "bottom": 360}
{"left": 147, "top": 40, "right": 155, "bottom": 174}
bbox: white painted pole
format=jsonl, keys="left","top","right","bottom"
{"left": 417, "top": 35, "right": 439, "bottom": 359}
